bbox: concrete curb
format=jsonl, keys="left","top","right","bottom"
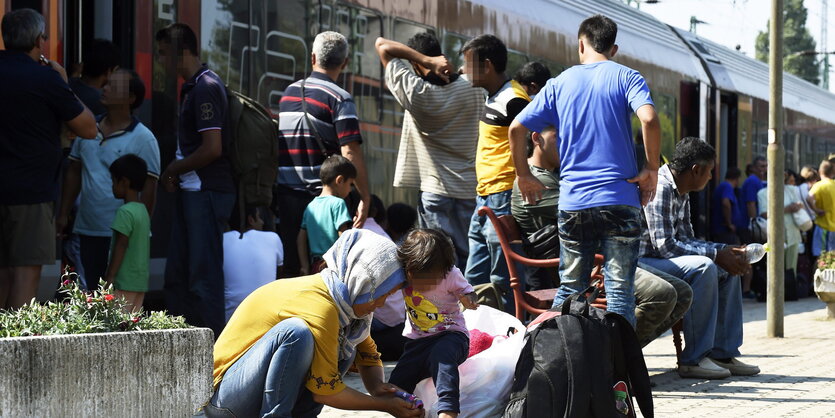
{"left": 0, "top": 328, "right": 213, "bottom": 417}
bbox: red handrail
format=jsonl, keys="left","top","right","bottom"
{"left": 478, "top": 206, "right": 606, "bottom": 320}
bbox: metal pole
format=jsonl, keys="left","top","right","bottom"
{"left": 767, "top": 0, "right": 785, "bottom": 338}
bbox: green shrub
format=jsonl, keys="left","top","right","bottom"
{"left": 0, "top": 271, "right": 188, "bottom": 338}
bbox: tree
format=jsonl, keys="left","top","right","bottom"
{"left": 755, "top": 0, "right": 819, "bottom": 85}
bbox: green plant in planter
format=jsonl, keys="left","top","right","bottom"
{"left": 818, "top": 250, "right": 835, "bottom": 271}
{"left": 0, "top": 270, "right": 188, "bottom": 338}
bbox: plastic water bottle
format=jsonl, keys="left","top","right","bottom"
{"left": 744, "top": 243, "right": 766, "bottom": 264}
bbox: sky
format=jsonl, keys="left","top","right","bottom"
{"left": 636, "top": 0, "right": 835, "bottom": 93}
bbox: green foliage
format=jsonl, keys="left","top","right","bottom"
{"left": 0, "top": 274, "right": 188, "bottom": 338}
{"left": 755, "top": 0, "right": 820, "bottom": 85}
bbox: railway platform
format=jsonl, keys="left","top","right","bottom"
{"left": 321, "top": 297, "right": 835, "bottom": 418}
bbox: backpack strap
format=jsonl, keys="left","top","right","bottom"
{"left": 560, "top": 285, "right": 599, "bottom": 317}
{"left": 224, "top": 86, "right": 247, "bottom": 240}
{"left": 299, "top": 78, "right": 332, "bottom": 158}
{"left": 609, "top": 313, "right": 654, "bottom": 418}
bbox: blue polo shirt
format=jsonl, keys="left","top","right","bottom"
{"left": 69, "top": 116, "right": 161, "bottom": 236}
{"left": 711, "top": 181, "right": 747, "bottom": 234}
{"left": 0, "top": 51, "right": 86, "bottom": 205}
{"left": 515, "top": 60, "right": 654, "bottom": 210}
{"left": 741, "top": 174, "right": 765, "bottom": 216}
{"left": 176, "top": 65, "right": 234, "bottom": 193}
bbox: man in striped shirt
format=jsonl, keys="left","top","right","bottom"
{"left": 276, "top": 31, "right": 371, "bottom": 277}
{"left": 375, "top": 33, "right": 485, "bottom": 270}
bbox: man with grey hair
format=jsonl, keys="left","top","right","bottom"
{"left": 0, "top": 8, "right": 96, "bottom": 309}
{"left": 275, "top": 31, "right": 371, "bottom": 278}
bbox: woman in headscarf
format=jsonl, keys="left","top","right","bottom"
{"left": 204, "top": 229, "right": 421, "bottom": 417}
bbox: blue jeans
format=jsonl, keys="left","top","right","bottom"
{"left": 389, "top": 332, "right": 469, "bottom": 414}
{"left": 465, "top": 190, "right": 525, "bottom": 313}
{"left": 552, "top": 205, "right": 642, "bottom": 326}
{"left": 206, "top": 318, "right": 324, "bottom": 417}
{"left": 418, "top": 192, "right": 475, "bottom": 271}
{"left": 638, "top": 256, "right": 743, "bottom": 365}
{"left": 812, "top": 225, "right": 835, "bottom": 256}
{"left": 164, "top": 190, "right": 235, "bottom": 338}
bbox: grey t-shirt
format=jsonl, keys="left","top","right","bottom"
{"left": 511, "top": 164, "right": 560, "bottom": 235}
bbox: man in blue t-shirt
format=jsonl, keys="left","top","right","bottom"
{"left": 510, "top": 14, "right": 661, "bottom": 326}
{"left": 740, "top": 156, "right": 767, "bottom": 238}
{"left": 157, "top": 23, "right": 235, "bottom": 338}
{"left": 711, "top": 167, "right": 746, "bottom": 244}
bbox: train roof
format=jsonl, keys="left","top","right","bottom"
{"left": 472, "top": 0, "right": 711, "bottom": 84}
{"left": 674, "top": 27, "right": 835, "bottom": 125}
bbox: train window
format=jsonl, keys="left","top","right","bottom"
{"left": 506, "top": 50, "right": 528, "bottom": 78}
{"left": 752, "top": 121, "right": 768, "bottom": 159}
{"left": 201, "top": 0, "right": 254, "bottom": 95}
{"left": 334, "top": 6, "right": 383, "bottom": 123}
{"left": 393, "top": 18, "right": 435, "bottom": 44}
{"left": 654, "top": 94, "right": 678, "bottom": 161}
{"left": 785, "top": 132, "right": 795, "bottom": 172}
{"left": 537, "top": 58, "right": 566, "bottom": 78}
{"left": 442, "top": 32, "right": 471, "bottom": 72}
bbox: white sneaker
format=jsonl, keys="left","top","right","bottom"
{"left": 709, "top": 357, "right": 760, "bottom": 376}
{"left": 678, "top": 357, "right": 732, "bottom": 379}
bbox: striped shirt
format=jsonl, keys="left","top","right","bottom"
{"left": 639, "top": 165, "right": 726, "bottom": 259}
{"left": 476, "top": 80, "right": 531, "bottom": 196}
{"left": 277, "top": 72, "right": 362, "bottom": 195}
{"left": 385, "top": 59, "right": 485, "bottom": 198}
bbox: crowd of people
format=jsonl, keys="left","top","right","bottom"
{"left": 4, "top": 7, "right": 811, "bottom": 417}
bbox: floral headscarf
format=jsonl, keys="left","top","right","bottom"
{"left": 321, "top": 229, "right": 405, "bottom": 360}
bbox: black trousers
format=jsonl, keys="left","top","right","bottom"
{"left": 79, "top": 235, "right": 111, "bottom": 291}
{"left": 274, "top": 187, "right": 314, "bottom": 278}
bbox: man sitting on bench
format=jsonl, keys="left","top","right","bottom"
{"left": 638, "top": 137, "right": 758, "bottom": 379}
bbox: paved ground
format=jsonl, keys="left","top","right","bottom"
{"left": 322, "top": 297, "right": 835, "bottom": 417}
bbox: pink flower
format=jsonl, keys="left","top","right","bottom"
{"left": 62, "top": 280, "right": 71, "bottom": 286}
{"left": 104, "top": 294, "right": 114, "bottom": 302}
{"left": 131, "top": 317, "right": 140, "bottom": 323}
{"left": 86, "top": 296, "right": 93, "bottom": 303}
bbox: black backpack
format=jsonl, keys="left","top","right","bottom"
{"left": 225, "top": 87, "right": 280, "bottom": 235}
{"left": 503, "top": 287, "right": 654, "bottom": 418}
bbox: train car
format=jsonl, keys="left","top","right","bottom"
{"left": 5, "top": 0, "right": 835, "bottom": 294}
{"left": 674, "top": 28, "right": 835, "bottom": 231}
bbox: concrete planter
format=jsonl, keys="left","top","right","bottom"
{"left": 0, "top": 328, "right": 213, "bottom": 417}
{"left": 814, "top": 269, "right": 835, "bottom": 319}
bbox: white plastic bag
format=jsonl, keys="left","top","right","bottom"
{"left": 413, "top": 306, "right": 526, "bottom": 418}
{"left": 462, "top": 305, "right": 525, "bottom": 336}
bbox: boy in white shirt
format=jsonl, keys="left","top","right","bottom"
{"left": 222, "top": 206, "right": 283, "bottom": 321}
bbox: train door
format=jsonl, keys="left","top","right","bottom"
{"left": 63, "top": 1, "right": 135, "bottom": 77}
{"left": 719, "top": 93, "right": 739, "bottom": 182}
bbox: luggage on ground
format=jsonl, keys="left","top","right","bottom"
{"left": 503, "top": 286, "right": 653, "bottom": 418}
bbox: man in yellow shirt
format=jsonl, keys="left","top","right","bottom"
{"left": 810, "top": 160, "right": 835, "bottom": 256}
{"left": 206, "top": 230, "right": 421, "bottom": 417}
{"left": 460, "top": 35, "right": 531, "bottom": 312}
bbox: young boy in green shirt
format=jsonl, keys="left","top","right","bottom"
{"left": 297, "top": 155, "right": 356, "bottom": 275}
{"left": 103, "top": 154, "right": 151, "bottom": 312}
